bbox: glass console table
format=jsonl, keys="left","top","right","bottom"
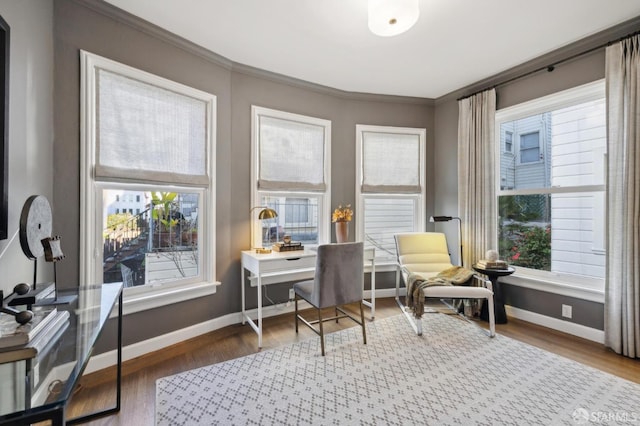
{"left": 0, "top": 282, "right": 123, "bottom": 425}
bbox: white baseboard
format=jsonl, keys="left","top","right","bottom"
{"left": 96, "top": 288, "right": 614, "bottom": 375}
{"left": 505, "top": 305, "right": 604, "bottom": 344}
{"left": 86, "top": 288, "right": 403, "bottom": 374}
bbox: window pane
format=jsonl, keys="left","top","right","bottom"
{"left": 103, "top": 189, "right": 200, "bottom": 287}
{"left": 498, "top": 193, "right": 604, "bottom": 279}
{"left": 500, "top": 99, "right": 606, "bottom": 191}
{"left": 520, "top": 132, "right": 540, "bottom": 163}
{"left": 363, "top": 197, "right": 416, "bottom": 262}
{"left": 260, "top": 195, "right": 319, "bottom": 246}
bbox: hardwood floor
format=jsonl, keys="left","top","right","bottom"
{"left": 66, "top": 298, "right": 640, "bottom": 425}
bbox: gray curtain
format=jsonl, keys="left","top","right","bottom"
{"left": 458, "top": 89, "right": 497, "bottom": 268}
{"left": 605, "top": 34, "right": 640, "bottom": 358}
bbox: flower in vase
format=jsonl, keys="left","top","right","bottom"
{"left": 332, "top": 204, "right": 353, "bottom": 222}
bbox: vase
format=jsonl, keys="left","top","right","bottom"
{"left": 335, "top": 221, "right": 349, "bottom": 243}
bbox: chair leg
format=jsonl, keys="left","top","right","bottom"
{"left": 294, "top": 295, "right": 299, "bottom": 333}
{"left": 318, "top": 307, "right": 325, "bottom": 356}
{"left": 335, "top": 306, "right": 339, "bottom": 323}
{"left": 360, "top": 301, "right": 367, "bottom": 345}
{"left": 487, "top": 296, "right": 496, "bottom": 337}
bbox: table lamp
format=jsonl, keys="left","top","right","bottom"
{"left": 251, "top": 206, "right": 278, "bottom": 253}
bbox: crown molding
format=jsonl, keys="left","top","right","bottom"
{"left": 435, "top": 15, "right": 640, "bottom": 106}
{"left": 73, "top": 0, "right": 434, "bottom": 106}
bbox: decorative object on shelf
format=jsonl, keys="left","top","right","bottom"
{"left": 250, "top": 206, "right": 278, "bottom": 253}
{"left": 485, "top": 249, "right": 499, "bottom": 262}
{"left": 18, "top": 195, "right": 76, "bottom": 305}
{"left": 20, "top": 195, "right": 53, "bottom": 288}
{"left": 332, "top": 204, "right": 352, "bottom": 243}
{"left": 430, "top": 215, "right": 463, "bottom": 266}
{"left": 0, "top": 305, "right": 56, "bottom": 348}
{"left": 0, "top": 283, "right": 34, "bottom": 324}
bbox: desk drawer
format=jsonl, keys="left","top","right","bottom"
{"left": 258, "top": 255, "right": 316, "bottom": 273}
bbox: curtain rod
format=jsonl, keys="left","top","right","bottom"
{"left": 457, "top": 29, "right": 640, "bottom": 102}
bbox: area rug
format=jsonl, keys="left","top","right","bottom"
{"left": 156, "top": 314, "right": 640, "bottom": 425}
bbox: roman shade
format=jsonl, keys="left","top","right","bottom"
{"left": 361, "top": 131, "right": 421, "bottom": 193}
{"left": 258, "top": 115, "right": 326, "bottom": 191}
{"left": 96, "top": 69, "right": 209, "bottom": 186}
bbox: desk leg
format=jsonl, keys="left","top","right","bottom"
{"left": 241, "top": 265, "right": 246, "bottom": 325}
{"left": 257, "top": 276, "right": 262, "bottom": 349}
{"left": 480, "top": 277, "right": 508, "bottom": 324}
{"left": 370, "top": 259, "right": 375, "bottom": 319}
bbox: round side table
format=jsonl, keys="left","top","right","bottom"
{"left": 472, "top": 264, "right": 515, "bottom": 324}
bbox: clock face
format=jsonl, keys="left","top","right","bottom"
{"left": 19, "top": 195, "right": 53, "bottom": 260}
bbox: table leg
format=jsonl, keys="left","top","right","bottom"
{"left": 480, "top": 276, "right": 508, "bottom": 324}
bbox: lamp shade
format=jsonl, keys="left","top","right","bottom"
{"left": 368, "top": 0, "right": 419, "bottom": 37}
{"left": 430, "top": 216, "right": 454, "bottom": 222}
{"left": 258, "top": 207, "right": 278, "bottom": 220}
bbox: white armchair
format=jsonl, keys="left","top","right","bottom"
{"left": 394, "top": 232, "right": 495, "bottom": 337}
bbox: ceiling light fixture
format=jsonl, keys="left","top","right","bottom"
{"left": 368, "top": 0, "right": 420, "bottom": 37}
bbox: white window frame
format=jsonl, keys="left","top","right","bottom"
{"left": 251, "top": 106, "right": 331, "bottom": 247}
{"left": 355, "top": 125, "right": 426, "bottom": 268}
{"left": 495, "top": 79, "right": 606, "bottom": 302}
{"left": 80, "top": 51, "right": 219, "bottom": 315}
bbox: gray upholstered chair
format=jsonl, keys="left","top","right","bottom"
{"left": 294, "top": 242, "right": 366, "bottom": 356}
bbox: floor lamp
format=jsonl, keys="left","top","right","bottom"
{"left": 430, "top": 215, "right": 463, "bottom": 266}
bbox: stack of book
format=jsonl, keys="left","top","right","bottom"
{"left": 476, "top": 259, "right": 509, "bottom": 270}
{"left": 0, "top": 307, "right": 70, "bottom": 363}
{"left": 272, "top": 241, "right": 304, "bottom": 252}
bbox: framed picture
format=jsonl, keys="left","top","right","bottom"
{"left": 0, "top": 15, "right": 8, "bottom": 240}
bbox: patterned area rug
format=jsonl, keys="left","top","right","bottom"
{"left": 156, "top": 314, "right": 640, "bottom": 425}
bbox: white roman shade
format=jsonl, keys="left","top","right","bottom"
{"left": 96, "top": 69, "right": 209, "bottom": 186}
{"left": 258, "top": 115, "right": 326, "bottom": 191}
{"left": 361, "top": 131, "right": 421, "bottom": 193}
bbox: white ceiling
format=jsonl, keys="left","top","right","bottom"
{"left": 104, "top": 0, "right": 640, "bottom": 98}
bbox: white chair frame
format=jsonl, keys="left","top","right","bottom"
{"left": 394, "top": 232, "right": 496, "bottom": 338}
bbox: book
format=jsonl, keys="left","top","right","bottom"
{"left": 0, "top": 307, "right": 58, "bottom": 349}
{"left": 272, "top": 243, "right": 304, "bottom": 252}
{"left": 476, "top": 259, "right": 509, "bottom": 270}
{"left": 0, "top": 310, "right": 70, "bottom": 363}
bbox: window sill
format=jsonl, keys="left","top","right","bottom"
{"left": 501, "top": 272, "right": 604, "bottom": 303}
{"left": 111, "top": 280, "right": 220, "bottom": 318}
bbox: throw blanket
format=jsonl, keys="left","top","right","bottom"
{"left": 405, "top": 266, "right": 474, "bottom": 319}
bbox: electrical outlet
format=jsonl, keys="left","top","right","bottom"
{"left": 562, "top": 304, "right": 572, "bottom": 319}
{"left": 289, "top": 288, "right": 295, "bottom": 300}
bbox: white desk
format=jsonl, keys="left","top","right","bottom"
{"left": 241, "top": 247, "right": 375, "bottom": 348}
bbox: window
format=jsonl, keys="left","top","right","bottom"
{"left": 81, "top": 51, "right": 217, "bottom": 313}
{"left": 496, "top": 80, "right": 606, "bottom": 294}
{"left": 504, "top": 131, "right": 513, "bottom": 153}
{"left": 355, "top": 125, "right": 426, "bottom": 264}
{"left": 519, "top": 132, "right": 541, "bottom": 163}
{"left": 251, "top": 107, "right": 331, "bottom": 247}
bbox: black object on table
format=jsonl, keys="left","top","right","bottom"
{"left": 472, "top": 265, "right": 515, "bottom": 324}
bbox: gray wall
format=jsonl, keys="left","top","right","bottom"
{"left": 53, "top": 0, "right": 433, "bottom": 348}
{"left": 0, "top": 0, "right": 54, "bottom": 296}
